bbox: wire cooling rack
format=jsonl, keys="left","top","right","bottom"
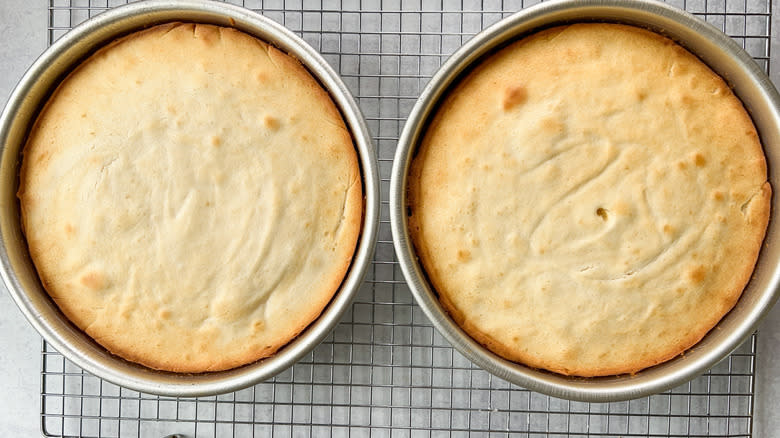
{"left": 42, "top": 0, "right": 772, "bottom": 436}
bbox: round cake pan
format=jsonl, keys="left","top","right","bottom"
{"left": 0, "top": 0, "right": 378, "bottom": 397}
{"left": 390, "top": 0, "right": 780, "bottom": 402}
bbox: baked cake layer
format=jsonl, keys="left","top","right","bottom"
{"left": 408, "top": 23, "right": 770, "bottom": 376}
{"left": 20, "top": 23, "right": 363, "bottom": 373}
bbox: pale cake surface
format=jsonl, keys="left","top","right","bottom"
{"left": 19, "top": 23, "right": 363, "bottom": 372}
{"left": 408, "top": 23, "right": 770, "bottom": 376}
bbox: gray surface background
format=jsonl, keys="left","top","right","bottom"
{"left": 1, "top": 1, "right": 780, "bottom": 436}
{"left": 0, "top": 2, "right": 49, "bottom": 436}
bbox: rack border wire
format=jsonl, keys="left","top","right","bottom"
{"left": 41, "top": 0, "right": 770, "bottom": 436}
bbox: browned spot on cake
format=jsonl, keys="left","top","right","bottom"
{"left": 210, "top": 135, "right": 221, "bottom": 147}
{"left": 693, "top": 152, "right": 706, "bottom": 167}
{"left": 663, "top": 224, "right": 675, "bottom": 234}
{"left": 167, "top": 105, "right": 177, "bottom": 115}
{"left": 123, "top": 55, "right": 138, "bottom": 69}
{"left": 561, "top": 348, "right": 576, "bottom": 360}
{"left": 635, "top": 88, "right": 648, "bottom": 101}
{"left": 613, "top": 200, "right": 631, "bottom": 216}
{"left": 687, "top": 265, "right": 707, "bottom": 284}
{"left": 502, "top": 85, "right": 527, "bottom": 111}
{"left": 64, "top": 223, "right": 75, "bottom": 238}
{"left": 670, "top": 53, "right": 690, "bottom": 75}
{"left": 677, "top": 161, "right": 687, "bottom": 170}
{"left": 80, "top": 272, "right": 106, "bottom": 290}
{"left": 680, "top": 94, "right": 695, "bottom": 107}
{"left": 540, "top": 116, "right": 564, "bottom": 135}
{"left": 252, "top": 320, "right": 265, "bottom": 332}
{"left": 712, "top": 191, "right": 724, "bottom": 201}
{"left": 563, "top": 48, "right": 581, "bottom": 62}
{"left": 596, "top": 207, "right": 608, "bottom": 221}
{"left": 159, "top": 309, "right": 171, "bottom": 320}
{"left": 264, "top": 115, "right": 280, "bottom": 130}
{"left": 195, "top": 25, "right": 219, "bottom": 46}
{"left": 35, "top": 150, "right": 51, "bottom": 166}
{"left": 457, "top": 249, "right": 471, "bottom": 262}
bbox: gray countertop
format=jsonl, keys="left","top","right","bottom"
{"left": 0, "top": 3, "right": 49, "bottom": 436}
{"left": 1, "top": 1, "right": 780, "bottom": 437}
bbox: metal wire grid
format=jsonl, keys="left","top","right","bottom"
{"left": 41, "top": 0, "right": 771, "bottom": 436}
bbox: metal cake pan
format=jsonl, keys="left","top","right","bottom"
{"left": 390, "top": 0, "right": 780, "bottom": 402}
{"left": 0, "top": 0, "right": 379, "bottom": 397}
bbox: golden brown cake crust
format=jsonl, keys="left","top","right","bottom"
{"left": 408, "top": 23, "right": 770, "bottom": 377}
{"left": 19, "top": 23, "right": 363, "bottom": 373}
